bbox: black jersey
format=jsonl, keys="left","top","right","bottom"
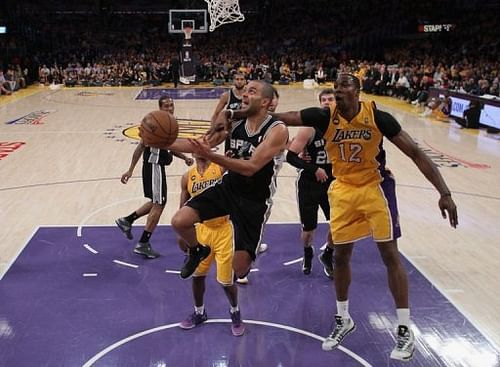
{"left": 224, "top": 88, "right": 244, "bottom": 152}
{"left": 225, "top": 115, "right": 285, "bottom": 200}
{"left": 302, "top": 128, "right": 334, "bottom": 181}
{"left": 225, "top": 88, "right": 243, "bottom": 110}
{"left": 143, "top": 147, "right": 173, "bottom": 166}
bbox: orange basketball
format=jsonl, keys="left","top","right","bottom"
{"left": 139, "top": 110, "right": 179, "bottom": 149}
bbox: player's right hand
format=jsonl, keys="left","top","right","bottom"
{"left": 121, "top": 171, "right": 132, "bottom": 184}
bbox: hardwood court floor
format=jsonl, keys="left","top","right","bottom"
{"left": 0, "top": 84, "right": 499, "bottom": 357}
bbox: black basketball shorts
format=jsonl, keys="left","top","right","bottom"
{"left": 297, "top": 174, "right": 332, "bottom": 231}
{"left": 142, "top": 162, "right": 167, "bottom": 205}
{"left": 185, "top": 181, "right": 271, "bottom": 261}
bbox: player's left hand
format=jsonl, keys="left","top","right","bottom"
{"left": 315, "top": 167, "right": 329, "bottom": 183}
{"left": 439, "top": 195, "right": 458, "bottom": 228}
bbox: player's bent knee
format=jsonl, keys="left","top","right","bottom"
{"left": 171, "top": 207, "right": 199, "bottom": 231}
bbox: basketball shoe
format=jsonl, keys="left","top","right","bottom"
{"left": 390, "top": 325, "right": 415, "bottom": 361}
{"left": 179, "top": 310, "right": 208, "bottom": 329}
{"left": 318, "top": 249, "right": 334, "bottom": 279}
{"left": 236, "top": 276, "right": 249, "bottom": 285}
{"left": 180, "top": 245, "right": 211, "bottom": 279}
{"left": 230, "top": 310, "right": 245, "bottom": 336}
{"left": 322, "top": 315, "right": 356, "bottom": 351}
{"left": 133, "top": 242, "right": 160, "bottom": 259}
{"left": 302, "top": 246, "right": 314, "bottom": 274}
{"left": 115, "top": 217, "right": 133, "bottom": 240}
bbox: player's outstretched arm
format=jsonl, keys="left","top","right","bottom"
{"left": 389, "top": 129, "right": 458, "bottom": 228}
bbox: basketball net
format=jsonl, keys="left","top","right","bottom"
{"left": 204, "top": 0, "right": 245, "bottom": 32}
{"left": 182, "top": 26, "right": 193, "bottom": 40}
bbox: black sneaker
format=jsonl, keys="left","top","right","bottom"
{"left": 230, "top": 310, "right": 246, "bottom": 336}
{"left": 302, "top": 246, "right": 314, "bottom": 274}
{"left": 180, "top": 245, "right": 211, "bottom": 279}
{"left": 115, "top": 217, "right": 133, "bottom": 240}
{"left": 319, "top": 249, "right": 334, "bottom": 279}
{"left": 133, "top": 242, "right": 160, "bottom": 259}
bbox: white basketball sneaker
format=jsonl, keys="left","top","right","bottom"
{"left": 390, "top": 325, "right": 415, "bottom": 361}
{"left": 322, "top": 315, "right": 356, "bottom": 351}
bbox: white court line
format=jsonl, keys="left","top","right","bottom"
{"left": 283, "top": 257, "right": 303, "bottom": 266}
{"left": 76, "top": 192, "right": 181, "bottom": 238}
{"left": 83, "top": 273, "right": 98, "bottom": 277}
{"left": 165, "top": 270, "right": 181, "bottom": 274}
{"left": 77, "top": 197, "right": 145, "bottom": 237}
{"left": 443, "top": 289, "right": 465, "bottom": 294}
{"left": 82, "top": 319, "right": 373, "bottom": 367}
{"left": 83, "top": 244, "right": 98, "bottom": 254}
{"left": 113, "top": 260, "right": 139, "bottom": 269}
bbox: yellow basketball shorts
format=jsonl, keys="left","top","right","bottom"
{"left": 329, "top": 176, "right": 401, "bottom": 244}
{"left": 193, "top": 221, "right": 234, "bottom": 286}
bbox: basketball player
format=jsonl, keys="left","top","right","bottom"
{"left": 286, "top": 88, "right": 335, "bottom": 277}
{"left": 115, "top": 96, "right": 193, "bottom": 258}
{"left": 178, "top": 154, "right": 244, "bottom": 336}
{"left": 169, "top": 80, "right": 288, "bottom": 280}
{"left": 235, "top": 86, "right": 280, "bottom": 285}
{"left": 232, "top": 74, "right": 458, "bottom": 361}
{"left": 211, "top": 72, "right": 246, "bottom": 153}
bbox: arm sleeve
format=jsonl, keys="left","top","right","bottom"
{"left": 374, "top": 109, "right": 402, "bottom": 138}
{"left": 299, "top": 107, "right": 330, "bottom": 134}
{"left": 286, "top": 150, "right": 318, "bottom": 174}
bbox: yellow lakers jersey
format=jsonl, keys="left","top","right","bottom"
{"left": 324, "top": 101, "right": 384, "bottom": 186}
{"left": 188, "top": 162, "right": 229, "bottom": 226}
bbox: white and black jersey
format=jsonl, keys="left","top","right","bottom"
{"left": 296, "top": 129, "right": 334, "bottom": 231}
{"left": 226, "top": 115, "right": 285, "bottom": 201}
{"left": 143, "top": 147, "right": 173, "bottom": 166}
{"left": 185, "top": 114, "right": 286, "bottom": 260}
{"left": 300, "top": 129, "right": 333, "bottom": 181}
{"left": 224, "top": 88, "right": 243, "bottom": 152}
{"left": 225, "top": 88, "right": 243, "bottom": 110}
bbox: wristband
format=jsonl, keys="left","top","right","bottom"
{"left": 441, "top": 193, "right": 451, "bottom": 197}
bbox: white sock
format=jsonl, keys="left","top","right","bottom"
{"left": 336, "top": 300, "right": 350, "bottom": 319}
{"left": 195, "top": 305, "right": 205, "bottom": 315}
{"left": 230, "top": 305, "right": 239, "bottom": 313}
{"left": 396, "top": 308, "right": 410, "bottom": 327}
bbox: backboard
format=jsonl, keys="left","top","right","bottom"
{"left": 168, "top": 9, "right": 208, "bottom": 34}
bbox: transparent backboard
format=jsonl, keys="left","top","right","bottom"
{"left": 168, "top": 9, "right": 208, "bottom": 34}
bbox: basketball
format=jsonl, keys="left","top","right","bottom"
{"left": 139, "top": 110, "right": 179, "bottom": 148}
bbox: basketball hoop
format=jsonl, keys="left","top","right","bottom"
{"left": 205, "top": 0, "right": 245, "bottom": 32}
{"left": 182, "top": 26, "right": 193, "bottom": 40}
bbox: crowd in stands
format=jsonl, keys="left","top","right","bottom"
{"left": 1, "top": 0, "right": 498, "bottom": 111}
